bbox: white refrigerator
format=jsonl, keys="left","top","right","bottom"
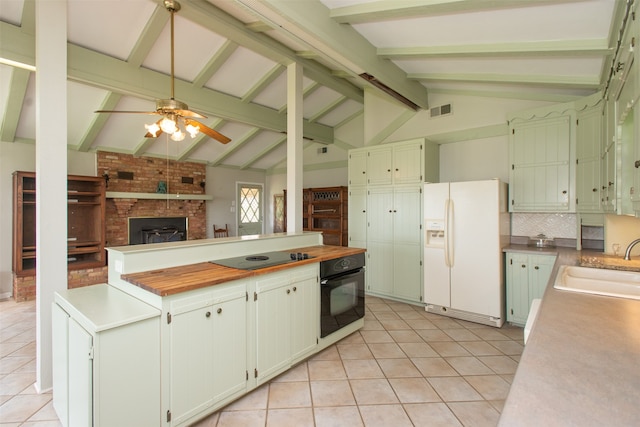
{"left": 423, "top": 180, "right": 510, "bottom": 327}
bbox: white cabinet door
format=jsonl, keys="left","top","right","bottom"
{"left": 367, "top": 186, "right": 422, "bottom": 302}
{"left": 290, "top": 270, "right": 319, "bottom": 362}
{"left": 170, "top": 298, "right": 216, "bottom": 424}
{"left": 68, "top": 319, "right": 93, "bottom": 427}
{"left": 168, "top": 281, "right": 247, "bottom": 426}
{"left": 576, "top": 106, "right": 603, "bottom": 212}
{"left": 348, "top": 150, "right": 368, "bottom": 186}
{"left": 510, "top": 116, "right": 572, "bottom": 211}
{"left": 367, "top": 146, "right": 393, "bottom": 185}
{"left": 393, "top": 140, "right": 423, "bottom": 185}
{"left": 255, "top": 266, "right": 318, "bottom": 384}
{"left": 52, "top": 304, "right": 70, "bottom": 427}
{"left": 392, "top": 186, "right": 423, "bottom": 302}
{"left": 212, "top": 295, "right": 247, "bottom": 402}
{"left": 366, "top": 188, "right": 394, "bottom": 296}
{"left": 506, "top": 253, "right": 530, "bottom": 326}
{"left": 255, "top": 272, "right": 292, "bottom": 384}
{"left": 529, "top": 255, "right": 555, "bottom": 301}
{"left": 348, "top": 187, "right": 367, "bottom": 248}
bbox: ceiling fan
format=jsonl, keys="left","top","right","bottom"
{"left": 95, "top": 0, "right": 231, "bottom": 144}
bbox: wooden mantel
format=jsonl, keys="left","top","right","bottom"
{"left": 105, "top": 192, "right": 212, "bottom": 201}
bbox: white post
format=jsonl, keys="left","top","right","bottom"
{"left": 286, "top": 62, "right": 304, "bottom": 233}
{"left": 35, "top": 0, "right": 68, "bottom": 392}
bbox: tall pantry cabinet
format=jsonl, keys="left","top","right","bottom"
{"left": 348, "top": 138, "right": 439, "bottom": 304}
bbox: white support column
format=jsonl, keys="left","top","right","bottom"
{"left": 35, "top": 0, "right": 68, "bottom": 392}
{"left": 286, "top": 62, "right": 304, "bottom": 233}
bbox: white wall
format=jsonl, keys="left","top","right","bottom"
{"left": 0, "top": 141, "right": 97, "bottom": 298}
{"left": 439, "top": 136, "right": 509, "bottom": 183}
{"left": 206, "top": 166, "right": 266, "bottom": 237}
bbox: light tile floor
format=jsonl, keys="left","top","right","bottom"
{"left": 194, "top": 295, "right": 524, "bottom": 427}
{"left": 0, "top": 295, "right": 523, "bottom": 427}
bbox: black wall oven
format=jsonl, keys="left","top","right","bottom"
{"left": 319, "top": 253, "right": 365, "bottom": 338}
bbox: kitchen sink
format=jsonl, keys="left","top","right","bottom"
{"left": 554, "top": 265, "right": 640, "bottom": 300}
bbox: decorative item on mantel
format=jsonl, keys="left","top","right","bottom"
{"left": 156, "top": 181, "right": 167, "bottom": 194}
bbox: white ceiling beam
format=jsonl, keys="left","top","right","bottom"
{"left": 241, "top": 64, "right": 284, "bottom": 104}
{"left": 0, "top": 68, "right": 30, "bottom": 142}
{"left": 182, "top": 0, "right": 363, "bottom": 103}
{"left": 192, "top": 40, "right": 239, "bottom": 88}
{"left": 308, "top": 96, "right": 348, "bottom": 123}
{"left": 330, "top": 0, "right": 583, "bottom": 24}
{"left": 240, "top": 135, "right": 286, "bottom": 169}
{"left": 378, "top": 40, "right": 613, "bottom": 59}
{"left": 127, "top": 4, "right": 169, "bottom": 67}
{"left": 408, "top": 72, "right": 601, "bottom": 89}
{"left": 210, "top": 127, "right": 261, "bottom": 166}
{"left": 234, "top": 0, "right": 428, "bottom": 109}
{"left": 75, "top": 92, "right": 122, "bottom": 152}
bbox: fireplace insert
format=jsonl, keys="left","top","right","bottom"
{"left": 129, "top": 216, "right": 187, "bottom": 245}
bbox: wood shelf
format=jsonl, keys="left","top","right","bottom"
{"left": 284, "top": 186, "right": 348, "bottom": 246}
{"left": 106, "top": 191, "right": 212, "bottom": 201}
{"left": 13, "top": 171, "right": 106, "bottom": 275}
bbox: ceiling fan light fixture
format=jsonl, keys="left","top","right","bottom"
{"left": 185, "top": 122, "right": 199, "bottom": 138}
{"left": 171, "top": 128, "right": 186, "bottom": 141}
{"left": 160, "top": 116, "right": 178, "bottom": 134}
{"left": 145, "top": 122, "right": 161, "bottom": 137}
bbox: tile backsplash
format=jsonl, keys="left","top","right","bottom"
{"left": 511, "top": 213, "right": 577, "bottom": 239}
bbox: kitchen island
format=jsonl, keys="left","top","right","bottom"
{"left": 499, "top": 247, "right": 640, "bottom": 426}
{"left": 53, "top": 232, "right": 366, "bottom": 427}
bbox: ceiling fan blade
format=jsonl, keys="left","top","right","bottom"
{"left": 95, "top": 110, "right": 160, "bottom": 115}
{"left": 185, "top": 119, "right": 231, "bottom": 144}
{"left": 176, "top": 109, "right": 206, "bottom": 119}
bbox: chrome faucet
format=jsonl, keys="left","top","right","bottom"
{"left": 624, "top": 238, "right": 640, "bottom": 260}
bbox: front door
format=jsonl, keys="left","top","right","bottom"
{"left": 237, "top": 183, "right": 263, "bottom": 236}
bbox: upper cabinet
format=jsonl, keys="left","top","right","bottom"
{"left": 509, "top": 114, "right": 573, "bottom": 212}
{"left": 349, "top": 138, "right": 439, "bottom": 187}
{"left": 508, "top": 94, "right": 605, "bottom": 214}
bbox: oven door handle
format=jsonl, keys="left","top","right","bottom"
{"left": 320, "top": 268, "right": 364, "bottom": 286}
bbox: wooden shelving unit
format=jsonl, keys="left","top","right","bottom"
{"left": 13, "top": 171, "right": 106, "bottom": 276}
{"left": 284, "top": 186, "right": 348, "bottom": 246}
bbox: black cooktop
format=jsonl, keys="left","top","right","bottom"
{"left": 210, "top": 251, "right": 312, "bottom": 270}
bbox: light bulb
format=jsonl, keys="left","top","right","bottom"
{"left": 145, "top": 122, "right": 161, "bottom": 137}
{"left": 171, "top": 128, "right": 186, "bottom": 141}
{"left": 160, "top": 116, "right": 177, "bottom": 134}
{"left": 185, "top": 123, "right": 199, "bottom": 138}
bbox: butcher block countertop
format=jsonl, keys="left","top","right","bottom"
{"left": 121, "top": 245, "right": 366, "bottom": 296}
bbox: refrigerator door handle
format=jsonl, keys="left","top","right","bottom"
{"left": 444, "top": 198, "right": 452, "bottom": 267}
{"left": 447, "top": 199, "right": 454, "bottom": 267}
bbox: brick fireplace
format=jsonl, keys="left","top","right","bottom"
{"left": 97, "top": 152, "right": 208, "bottom": 247}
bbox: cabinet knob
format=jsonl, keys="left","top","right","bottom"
{"left": 393, "top": 209, "right": 397, "bottom": 212}
{"left": 293, "top": 286, "right": 297, "bottom": 292}
{"left": 592, "top": 188, "right": 597, "bottom": 192}
{"left": 389, "top": 210, "right": 393, "bottom": 213}
{"left": 609, "top": 181, "right": 614, "bottom": 186}
{"left": 387, "top": 169, "right": 391, "bottom": 172}
{"left": 206, "top": 311, "right": 211, "bottom": 318}
{"left": 521, "top": 264, "right": 526, "bottom": 268}
{"left": 534, "top": 266, "right": 539, "bottom": 270}
{"left": 395, "top": 168, "right": 399, "bottom": 171}
{"left": 362, "top": 210, "right": 366, "bottom": 213}
{"left": 562, "top": 190, "right": 567, "bottom": 194}
{"left": 217, "top": 308, "right": 222, "bottom": 314}
{"left": 287, "top": 289, "right": 291, "bottom": 294}
{"left": 362, "top": 171, "right": 365, "bottom": 174}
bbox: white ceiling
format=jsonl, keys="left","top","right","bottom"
{"left": 0, "top": 0, "right": 626, "bottom": 171}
